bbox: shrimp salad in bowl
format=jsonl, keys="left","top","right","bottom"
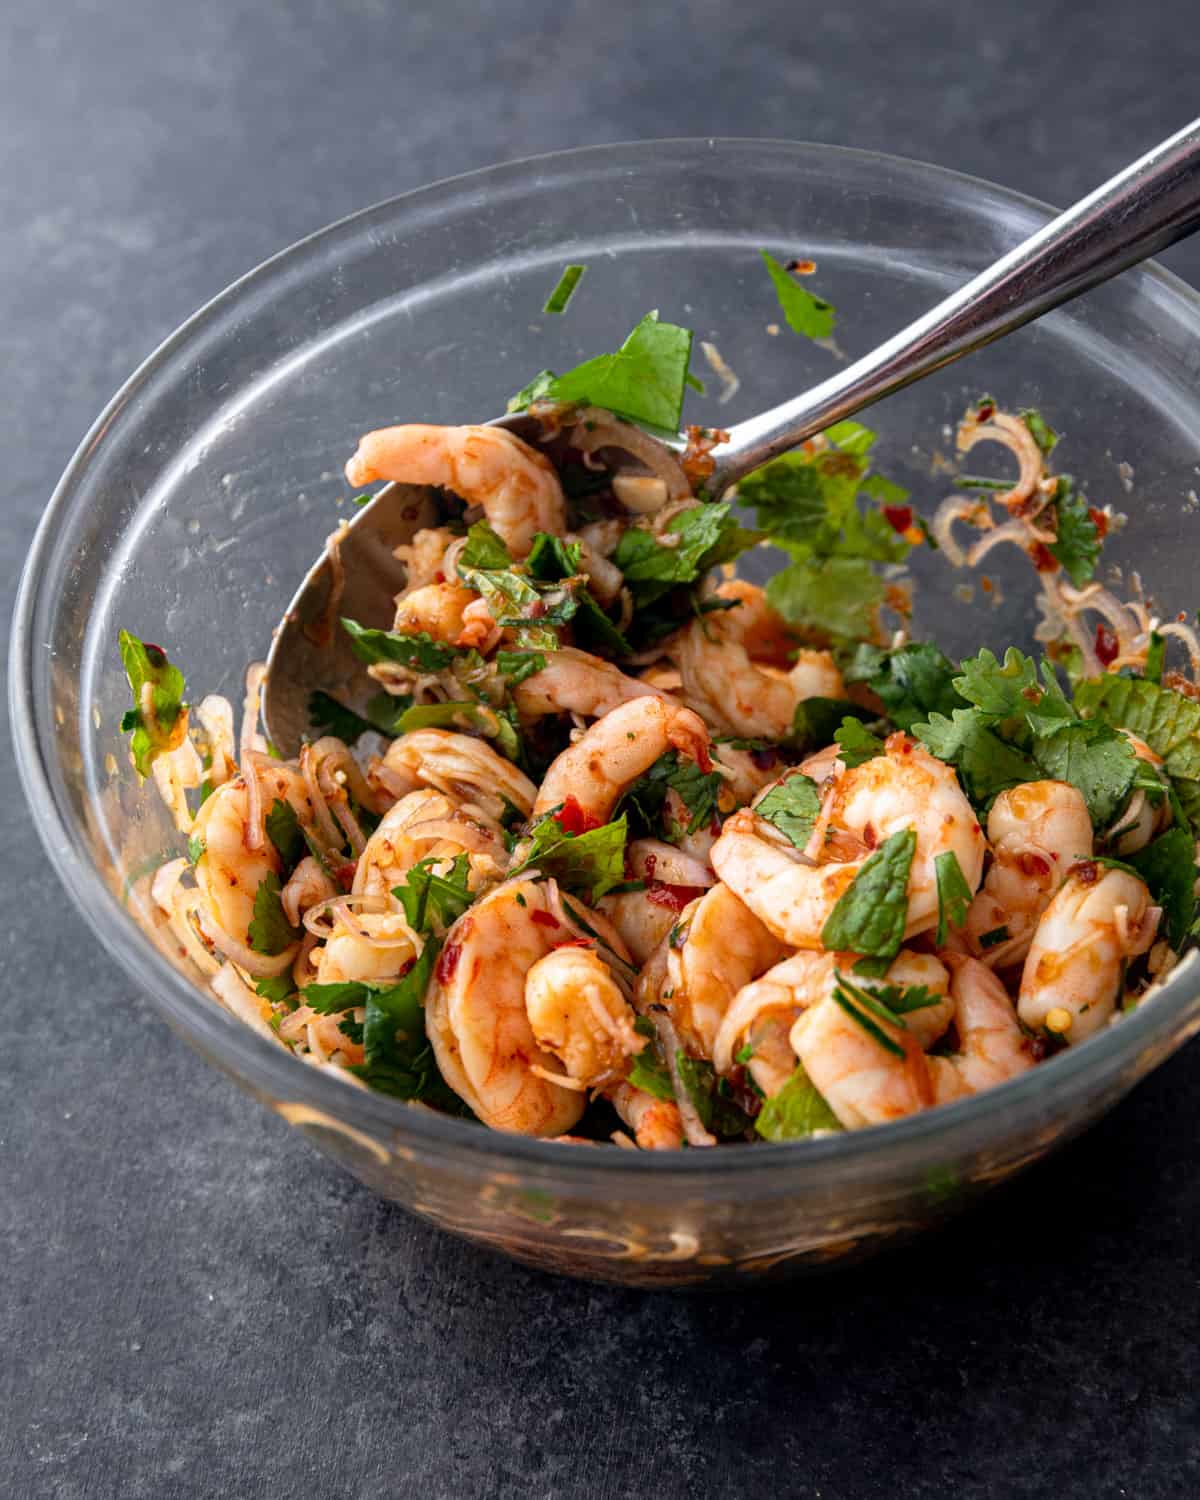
{"left": 119, "top": 281, "right": 1200, "bottom": 1153}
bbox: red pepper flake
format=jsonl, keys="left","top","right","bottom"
{"left": 554, "top": 936, "right": 593, "bottom": 949}
{"left": 1029, "top": 541, "right": 1059, "bottom": 573}
{"left": 646, "top": 882, "right": 707, "bottom": 913}
{"left": 750, "top": 746, "right": 780, "bottom": 771}
{"left": 1017, "top": 851, "right": 1052, "bottom": 878}
{"left": 786, "top": 258, "right": 817, "bottom": 276}
{"left": 553, "top": 795, "right": 602, "bottom": 835}
{"left": 980, "top": 575, "right": 994, "bottom": 595}
{"left": 528, "top": 599, "right": 548, "bottom": 619}
{"left": 1088, "top": 507, "right": 1109, "bottom": 539}
{"left": 334, "top": 861, "right": 358, "bottom": 892}
{"left": 643, "top": 852, "right": 657, "bottom": 882}
{"left": 975, "top": 400, "right": 996, "bottom": 423}
{"left": 434, "top": 570, "right": 446, "bottom": 584}
{"left": 862, "top": 824, "right": 877, "bottom": 850}
{"left": 883, "top": 504, "right": 913, "bottom": 534}
{"left": 144, "top": 643, "right": 167, "bottom": 665}
{"left": 695, "top": 744, "right": 713, "bottom": 774}
{"left": 531, "top": 908, "right": 560, "bottom": 929}
{"left": 435, "top": 941, "right": 461, "bottom": 984}
{"left": 1094, "top": 622, "right": 1119, "bottom": 668}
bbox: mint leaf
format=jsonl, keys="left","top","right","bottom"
{"left": 844, "top": 641, "right": 965, "bottom": 730}
{"left": 513, "top": 813, "right": 628, "bottom": 900}
{"left": 613, "top": 501, "right": 760, "bottom": 606}
{"left": 394, "top": 700, "right": 522, "bottom": 764}
{"left": 247, "top": 872, "right": 300, "bottom": 955}
{"left": 626, "top": 1017, "right": 675, "bottom": 1101}
{"left": 392, "top": 854, "right": 473, "bottom": 937}
{"left": 1127, "top": 825, "right": 1196, "bottom": 949}
{"left": 265, "top": 798, "right": 305, "bottom": 869}
{"left": 1074, "top": 674, "right": 1200, "bottom": 783}
{"left": 820, "top": 828, "right": 916, "bottom": 958}
{"left": 528, "top": 311, "right": 694, "bottom": 432}
{"left": 341, "top": 619, "right": 458, "bottom": 672}
{"left": 496, "top": 650, "right": 547, "bottom": 686}
{"left": 543, "top": 263, "right": 585, "bottom": 315}
{"left": 1047, "top": 476, "right": 1100, "bottom": 587}
{"left": 676, "top": 1055, "right": 753, "bottom": 1139}
{"left": 760, "top": 250, "right": 835, "bottom": 340}
{"left": 835, "top": 717, "right": 884, "bottom": 769}
{"left": 754, "top": 1063, "right": 843, "bottom": 1139}
{"left": 934, "top": 849, "right": 973, "bottom": 946}
{"left": 460, "top": 519, "right": 512, "bottom": 570}
{"left": 118, "top": 630, "right": 187, "bottom": 778}
{"left": 756, "top": 773, "right": 821, "bottom": 849}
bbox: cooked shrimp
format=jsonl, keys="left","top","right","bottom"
{"left": 345, "top": 423, "right": 566, "bottom": 555}
{"left": 664, "top": 884, "right": 787, "bottom": 1057}
{"left": 532, "top": 696, "right": 710, "bottom": 823}
{"left": 370, "top": 728, "right": 537, "bottom": 827}
{"left": 1108, "top": 732, "right": 1173, "bottom": 856}
{"left": 426, "top": 877, "right": 630, "bottom": 1135}
{"left": 671, "top": 580, "right": 844, "bottom": 738}
{"left": 597, "top": 888, "right": 678, "bottom": 967}
{"left": 525, "top": 945, "right": 643, "bottom": 1090}
{"left": 713, "top": 744, "right": 790, "bottom": 809}
{"left": 1018, "top": 862, "right": 1160, "bottom": 1044}
{"left": 512, "top": 646, "right": 666, "bottom": 720}
{"left": 353, "top": 788, "right": 508, "bottom": 895}
{"left": 712, "top": 735, "right": 984, "bottom": 949}
{"left": 608, "top": 1081, "right": 685, "bottom": 1150}
{"left": 963, "top": 781, "right": 1093, "bottom": 968}
{"left": 930, "top": 955, "right": 1035, "bottom": 1103}
{"left": 394, "top": 525, "right": 460, "bottom": 592}
{"left": 392, "top": 582, "right": 497, "bottom": 651}
{"left": 315, "top": 907, "right": 421, "bottom": 984}
{"left": 281, "top": 855, "right": 337, "bottom": 928}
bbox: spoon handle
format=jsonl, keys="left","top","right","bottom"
{"left": 711, "top": 117, "right": 1200, "bottom": 494}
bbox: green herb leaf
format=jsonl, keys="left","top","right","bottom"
{"left": 341, "top": 618, "right": 458, "bottom": 672}
{"left": 766, "top": 556, "right": 887, "bottom": 641}
{"left": 760, "top": 250, "right": 836, "bottom": 340}
{"left": 820, "top": 828, "right": 916, "bottom": 959}
{"left": 1127, "top": 825, "right": 1196, "bottom": 949}
{"left": 613, "top": 501, "right": 760, "bottom": 606}
{"left": 187, "top": 834, "right": 206, "bottom": 866}
{"left": 755, "top": 1063, "right": 843, "bottom": 1139}
{"left": 676, "top": 1055, "right": 753, "bottom": 1138}
{"left": 1020, "top": 408, "right": 1059, "bottom": 456}
{"left": 835, "top": 717, "right": 885, "bottom": 769}
{"left": 626, "top": 1016, "right": 675, "bottom": 1100}
{"left": 1074, "top": 674, "right": 1200, "bottom": 785}
{"left": 953, "top": 646, "right": 1041, "bottom": 718}
{"left": 496, "top": 650, "right": 548, "bottom": 686}
{"left": 524, "top": 311, "right": 695, "bottom": 432}
{"left": 459, "top": 519, "right": 512, "bottom": 570}
{"left": 247, "top": 872, "right": 300, "bottom": 955}
{"left": 979, "top": 924, "right": 1010, "bottom": 950}
{"left": 1047, "top": 477, "right": 1101, "bottom": 587}
{"left": 621, "top": 750, "right": 724, "bottom": 842}
{"left": 118, "top": 631, "right": 187, "bottom": 778}
{"left": 392, "top": 854, "right": 473, "bottom": 937}
{"left": 350, "top": 945, "right": 468, "bottom": 1112}
{"left": 829, "top": 982, "right": 905, "bottom": 1058}
{"left": 1030, "top": 721, "right": 1138, "bottom": 828}
{"left": 265, "top": 798, "right": 305, "bottom": 869}
{"left": 513, "top": 813, "right": 629, "bottom": 900}
{"left": 507, "top": 369, "right": 558, "bottom": 413}
{"left": 755, "top": 772, "right": 821, "bottom": 849}
{"left": 844, "top": 641, "right": 966, "bottom": 731}
{"left": 543, "top": 263, "right": 586, "bottom": 315}
{"left": 255, "top": 975, "right": 296, "bottom": 1007}
{"left": 914, "top": 710, "right": 1039, "bottom": 807}
{"left": 393, "top": 700, "right": 523, "bottom": 763}
{"left": 934, "top": 850, "right": 973, "bottom": 946}
{"left": 307, "top": 690, "right": 378, "bottom": 745}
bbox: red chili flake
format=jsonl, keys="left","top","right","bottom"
{"left": 883, "top": 504, "right": 913, "bottom": 534}
{"left": 695, "top": 744, "right": 713, "bottom": 774}
{"left": 554, "top": 936, "right": 593, "bottom": 949}
{"left": 1094, "top": 622, "right": 1119, "bottom": 668}
{"left": 553, "top": 795, "right": 602, "bottom": 835}
{"left": 1029, "top": 542, "right": 1059, "bottom": 573}
{"left": 528, "top": 599, "right": 548, "bottom": 619}
{"left": 1088, "top": 507, "right": 1109, "bottom": 539}
{"left": 144, "top": 642, "right": 167, "bottom": 664}
{"left": 435, "top": 941, "right": 461, "bottom": 984}
{"left": 531, "top": 909, "right": 560, "bottom": 929}
{"left": 786, "top": 258, "right": 817, "bottom": 276}
{"left": 750, "top": 746, "right": 780, "bottom": 771}
{"left": 646, "top": 882, "right": 707, "bottom": 913}
{"left": 980, "top": 575, "right": 994, "bottom": 594}
{"left": 1028, "top": 1034, "right": 1048, "bottom": 1064}
{"left": 862, "top": 824, "right": 877, "bottom": 850}
{"left": 334, "top": 861, "right": 357, "bottom": 892}
{"left": 643, "top": 852, "right": 658, "bottom": 882}
{"left": 434, "top": 570, "right": 446, "bottom": 584}
{"left": 976, "top": 400, "right": 996, "bottom": 422}
{"left": 1017, "top": 851, "right": 1052, "bottom": 878}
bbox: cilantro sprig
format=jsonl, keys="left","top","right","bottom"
{"left": 118, "top": 631, "right": 187, "bottom": 778}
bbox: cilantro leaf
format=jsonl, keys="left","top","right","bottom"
{"left": 255, "top": 975, "right": 296, "bottom": 1007}
{"left": 1047, "top": 477, "right": 1101, "bottom": 587}
{"left": 791, "top": 696, "right": 877, "bottom": 753}
{"left": 341, "top": 619, "right": 458, "bottom": 672}
{"left": 522, "top": 530, "right": 631, "bottom": 656}
{"left": 760, "top": 250, "right": 836, "bottom": 340}
{"left": 621, "top": 751, "right": 724, "bottom": 841}
{"left": 613, "top": 501, "right": 760, "bottom": 607}
{"left": 676, "top": 1055, "right": 754, "bottom": 1138}
{"left": 953, "top": 646, "right": 1041, "bottom": 718}
{"left": 507, "top": 369, "right": 558, "bottom": 412}
{"left": 543, "top": 263, "right": 585, "bottom": 315}
{"left": 118, "top": 630, "right": 187, "bottom": 778}
{"left": 934, "top": 850, "right": 973, "bottom": 946}
{"left": 1127, "top": 825, "right": 1196, "bottom": 949}
{"left": 351, "top": 946, "right": 468, "bottom": 1112}
{"left": 522, "top": 311, "right": 694, "bottom": 432}
{"left": 914, "top": 710, "right": 1038, "bottom": 807}
{"left": 247, "top": 872, "right": 300, "bottom": 955}
{"left": 844, "top": 641, "right": 966, "bottom": 730}
{"left": 265, "top": 798, "right": 305, "bottom": 869}
{"left": 392, "top": 854, "right": 473, "bottom": 937}
{"left": 835, "top": 717, "right": 884, "bottom": 769}
{"left": 765, "top": 556, "right": 887, "bottom": 641}
{"left": 513, "top": 813, "right": 628, "bottom": 900}
{"left": 307, "top": 690, "right": 378, "bottom": 745}
{"left": 755, "top": 772, "right": 821, "bottom": 849}
{"left": 1074, "top": 674, "right": 1200, "bottom": 785}
{"left": 1030, "top": 721, "right": 1138, "bottom": 828}
{"left": 303, "top": 980, "right": 372, "bottom": 1015}
{"left": 820, "top": 828, "right": 916, "bottom": 958}
{"left": 755, "top": 1063, "right": 843, "bottom": 1139}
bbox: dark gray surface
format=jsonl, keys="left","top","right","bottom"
{"left": 4, "top": 2, "right": 1199, "bottom": 1495}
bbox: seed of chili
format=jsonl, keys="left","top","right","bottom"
{"left": 1094, "top": 622, "right": 1119, "bottom": 667}
{"left": 531, "top": 909, "right": 560, "bottom": 928}
{"left": 883, "top": 504, "right": 913, "bottom": 534}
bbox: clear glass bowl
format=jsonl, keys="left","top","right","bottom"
{"left": 12, "top": 141, "right": 1200, "bottom": 1287}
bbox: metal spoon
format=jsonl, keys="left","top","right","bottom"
{"left": 263, "top": 118, "right": 1200, "bottom": 753}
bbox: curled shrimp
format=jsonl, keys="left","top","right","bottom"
{"left": 671, "top": 580, "right": 844, "bottom": 738}
{"left": 426, "top": 877, "right": 631, "bottom": 1135}
{"left": 345, "top": 423, "right": 566, "bottom": 555}
{"left": 525, "top": 945, "right": 643, "bottom": 1091}
{"left": 597, "top": 838, "right": 715, "bottom": 965}
{"left": 353, "top": 787, "right": 508, "bottom": 895}
{"left": 962, "top": 781, "right": 1093, "bottom": 968}
{"left": 711, "top": 735, "right": 985, "bottom": 949}
{"left": 392, "top": 582, "right": 497, "bottom": 651}
{"left": 370, "top": 727, "right": 537, "bottom": 827}
{"left": 930, "top": 955, "right": 1035, "bottom": 1104}
{"left": 394, "top": 525, "right": 461, "bottom": 592}
{"left": 511, "top": 646, "right": 667, "bottom": 721}
{"left": 1018, "top": 861, "right": 1160, "bottom": 1044}
{"left": 532, "top": 696, "right": 711, "bottom": 823}
{"left": 608, "top": 1081, "right": 685, "bottom": 1150}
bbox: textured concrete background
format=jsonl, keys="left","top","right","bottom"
{"left": 4, "top": 2, "right": 1199, "bottom": 1496}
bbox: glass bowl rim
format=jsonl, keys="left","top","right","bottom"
{"left": 11, "top": 135, "right": 1200, "bottom": 1182}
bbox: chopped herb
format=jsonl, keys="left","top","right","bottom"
{"left": 187, "top": 834, "right": 206, "bottom": 865}
{"left": 829, "top": 983, "right": 905, "bottom": 1058}
{"left": 264, "top": 798, "right": 305, "bottom": 869}
{"left": 755, "top": 1063, "right": 843, "bottom": 1139}
{"left": 341, "top": 619, "right": 458, "bottom": 672}
{"left": 835, "top": 717, "right": 885, "bottom": 769}
{"left": 459, "top": 519, "right": 512, "bottom": 571}
{"left": 393, "top": 700, "right": 522, "bottom": 764}
{"left": 351, "top": 946, "right": 469, "bottom": 1112}
{"left": 845, "top": 642, "right": 966, "bottom": 731}
{"left": 247, "top": 872, "right": 300, "bottom": 956}
{"left": 613, "top": 501, "right": 761, "bottom": 607}
{"left": 734, "top": 1042, "right": 755, "bottom": 1065}
{"left": 626, "top": 1016, "right": 674, "bottom": 1100}
{"left": 621, "top": 750, "right": 724, "bottom": 841}
{"left": 1127, "top": 825, "right": 1197, "bottom": 949}
{"left": 820, "top": 828, "right": 916, "bottom": 959}
{"left": 1020, "top": 408, "right": 1059, "bottom": 456}
{"left": 677, "top": 1055, "right": 753, "bottom": 1138}
{"left": 1046, "top": 476, "right": 1101, "bottom": 587}
{"left": 979, "top": 924, "right": 1010, "bottom": 950}
{"left": 350, "top": 491, "right": 375, "bottom": 507}
{"left": 1144, "top": 632, "right": 1166, "bottom": 685}
{"left": 914, "top": 710, "right": 1039, "bottom": 808}
{"left": 392, "top": 854, "right": 473, "bottom": 937}
{"left": 496, "top": 650, "right": 548, "bottom": 686}
{"left": 307, "top": 690, "right": 379, "bottom": 745}
{"left": 760, "top": 250, "right": 836, "bottom": 340}
{"left": 543, "top": 263, "right": 586, "bottom": 315}
{"left": 934, "top": 850, "right": 973, "bottom": 946}
{"left": 791, "top": 696, "right": 877, "bottom": 753}
{"left": 511, "top": 812, "right": 628, "bottom": 901}
{"left": 118, "top": 631, "right": 187, "bottom": 777}
{"left": 255, "top": 975, "right": 296, "bottom": 1007}
{"left": 755, "top": 772, "right": 821, "bottom": 849}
